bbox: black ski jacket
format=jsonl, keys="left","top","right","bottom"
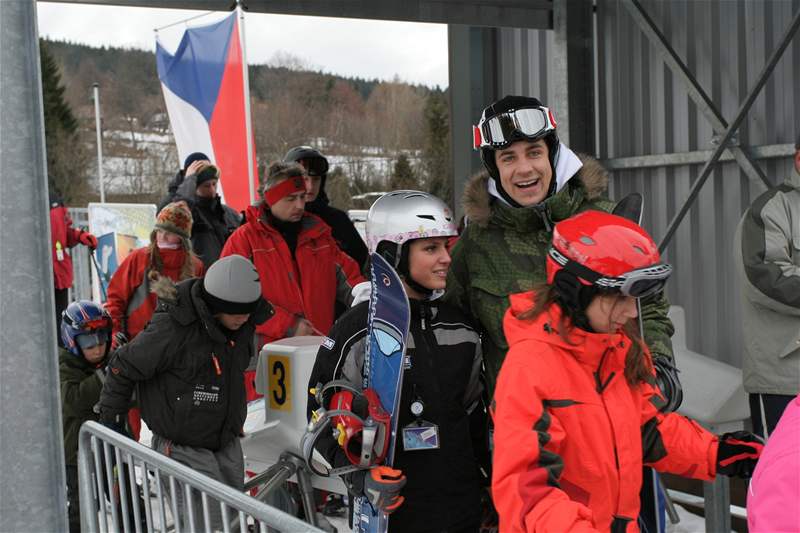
{"left": 99, "top": 277, "right": 271, "bottom": 451}
{"left": 159, "top": 171, "right": 242, "bottom": 267}
{"left": 307, "top": 298, "right": 488, "bottom": 533}
{"left": 307, "top": 191, "right": 368, "bottom": 272}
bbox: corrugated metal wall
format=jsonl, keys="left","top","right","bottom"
{"left": 492, "top": 0, "right": 799, "bottom": 366}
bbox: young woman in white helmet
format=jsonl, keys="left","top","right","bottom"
{"left": 307, "top": 191, "right": 490, "bottom": 533}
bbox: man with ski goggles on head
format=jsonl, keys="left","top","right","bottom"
{"left": 444, "top": 95, "right": 678, "bottom": 407}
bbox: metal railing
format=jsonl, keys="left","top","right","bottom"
{"left": 77, "top": 422, "right": 323, "bottom": 533}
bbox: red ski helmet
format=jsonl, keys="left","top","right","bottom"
{"left": 546, "top": 211, "right": 671, "bottom": 298}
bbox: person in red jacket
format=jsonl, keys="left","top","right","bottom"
{"left": 492, "top": 211, "right": 763, "bottom": 533}
{"left": 105, "top": 201, "right": 204, "bottom": 343}
{"left": 104, "top": 201, "right": 203, "bottom": 439}
{"left": 221, "top": 162, "right": 364, "bottom": 394}
{"left": 50, "top": 191, "right": 98, "bottom": 342}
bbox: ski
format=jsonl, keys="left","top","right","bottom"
{"left": 352, "top": 252, "right": 411, "bottom": 533}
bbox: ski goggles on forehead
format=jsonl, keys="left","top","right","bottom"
{"left": 550, "top": 248, "right": 672, "bottom": 298}
{"left": 473, "top": 106, "right": 557, "bottom": 150}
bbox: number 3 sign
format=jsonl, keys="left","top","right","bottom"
{"left": 268, "top": 354, "right": 291, "bottom": 412}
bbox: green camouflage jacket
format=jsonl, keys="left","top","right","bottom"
{"left": 444, "top": 156, "right": 674, "bottom": 394}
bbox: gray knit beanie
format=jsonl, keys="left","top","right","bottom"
{"left": 202, "top": 255, "right": 262, "bottom": 314}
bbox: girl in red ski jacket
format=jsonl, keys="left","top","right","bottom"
{"left": 104, "top": 202, "right": 203, "bottom": 438}
{"left": 106, "top": 202, "right": 204, "bottom": 341}
{"left": 492, "top": 211, "right": 763, "bottom": 533}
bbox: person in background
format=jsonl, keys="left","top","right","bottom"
{"left": 50, "top": 190, "right": 98, "bottom": 342}
{"left": 735, "top": 136, "right": 800, "bottom": 439}
{"left": 99, "top": 255, "right": 272, "bottom": 531}
{"left": 160, "top": 152, "right": 241, "bottom": 267}
{"left": 221, "top": 161, "right": 364, "bottom": 347}
{"left": 104, "top": 201, "right": 204, "bottom": 439}
{"left": 284, "top": 146, "right": 368, "bottom": 271}
{"left": 493, "top": 211, "right": 763, "bottom": 533}
{"left": 159, "top": 151, "right": 209, "bottom": 211}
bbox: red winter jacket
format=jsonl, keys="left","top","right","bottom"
{"left": 50, "top": 205, "right": 83, "bottom": 289}
{"left": 492, "top": 292, "right": 718, "bottom": 533}
{"left": 105, "top": 247, "right": 204, "bottom": 340}
{"left": 221, "top": 204, "right": 364, "bottom": 345}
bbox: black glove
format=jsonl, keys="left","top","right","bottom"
{"left": 111, "top": 331, "right": 128, "bottom": 351}
{"left": 100, "top": 414, "right": 131, "bottom": 438}
{"left": 361, "top": 466, "right": 406, "bottom": 514}
{"left": 716, "top": 431, "right": 763, "bottom": 478}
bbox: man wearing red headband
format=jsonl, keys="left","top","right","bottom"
{"left": 221, "top": 162, "right": 364, "bottom": 347}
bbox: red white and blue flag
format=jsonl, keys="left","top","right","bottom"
{"left": 156, "top": 12, "right": 257, "bottom": 211}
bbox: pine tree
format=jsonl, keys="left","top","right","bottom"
{"left": 421, "top": 91, "right": 452, "bottom": 206}
{"left": 40, "top": 40, "right": 89, "bottom": 203}
{"left": 390, "top": 153, "right": 417, "bottom": 190}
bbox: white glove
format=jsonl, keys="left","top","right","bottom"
{"left": 351, "top": 281, "right": 371, "bottom": 307}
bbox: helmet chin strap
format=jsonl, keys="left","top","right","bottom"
{"left": 395, "top": 244, "right": 434, "bottom": 298}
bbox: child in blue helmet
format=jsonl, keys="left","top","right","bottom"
{"left": 58, "top": 300, "right": 113, "bottom": 533}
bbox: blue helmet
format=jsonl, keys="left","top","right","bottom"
{"left": 61, "top": 300, "right": 112, "bottom": 359}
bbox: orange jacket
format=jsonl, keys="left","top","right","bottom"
{"left": 492, "top": 292, "right": 718, "bottom": 533}
{"left": 221, "top": 204, "right": 364, "bottom": 345}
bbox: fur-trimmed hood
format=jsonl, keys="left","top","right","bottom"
{"left": 462, "top": 154, "right": 610, "bottom": 227}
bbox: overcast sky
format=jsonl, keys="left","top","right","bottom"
{"left": 36, "top": 2, "right": 450, "bottom": 88}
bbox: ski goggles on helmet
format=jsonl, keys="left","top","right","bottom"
{"left": 473, "top": 106, "right": 557, "bottom": 150}
{"left": 76, "top": 331, "right": 107, "bottom": 350}
{"left": 549, "top": 247, "right": 672, "bottom": 298}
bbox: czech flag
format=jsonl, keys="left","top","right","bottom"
{"left": 156, "top": 12, "right": 257, "bottom": 211}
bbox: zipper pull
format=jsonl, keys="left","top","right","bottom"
{"left": 211, "top": 353, "right": 221, "bottom": 376}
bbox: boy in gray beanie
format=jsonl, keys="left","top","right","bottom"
{"left": 100, "top": 255, "right": 272, "bottom": 530}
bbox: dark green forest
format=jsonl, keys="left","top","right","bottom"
{"left": 44, "top": 38, "right": 452, "bottom": 209}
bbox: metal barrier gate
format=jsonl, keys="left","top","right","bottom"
{"left": 77, "top": 421, "right": 323, "bottom": 533}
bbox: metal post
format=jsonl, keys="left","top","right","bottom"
{"left": 447, "top": 24, "right": 496, "bottom": 218}
{"left": 92, "top": 82, "right": 105, "bottom": 203}
{"left": 0, "top": 1, "right": 69, "bottom": 531}
{"left": 551, "top": 0, "right": 570, "bottom": 147}
{"left": 237, "top": 1, "right": 257, "bottom": 206}
{"left": 621, "top": 0, "right": 771, "bottom": 190}
{"left": 658, "top": 8, "right": 800, "bottom": 252}
{"left": 703, "top": 476, "right": 731, "bottom": 533}
{"left": 551, "top": 0, "right": 595, "bottom": 154}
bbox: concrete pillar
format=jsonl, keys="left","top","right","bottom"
{"left": 0, "top": 1, "right": 68, "bottom": 531}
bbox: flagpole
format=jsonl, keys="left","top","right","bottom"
{"left": 237, "top": 0, "right": 257, "bottom": 206}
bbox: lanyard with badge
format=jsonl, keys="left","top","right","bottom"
{"left": 401, "top": 385, "right": 440, "bottom": 451}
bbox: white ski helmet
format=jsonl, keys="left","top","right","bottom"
{"left": 366, "top": 190, "right": 458, "bottom": 268}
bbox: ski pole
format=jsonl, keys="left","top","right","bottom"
{"left": 269, "top": 302, "right": 327, "bottom": 336}
{"left": 89, "top": 249, "right": 109, "bottom": 301}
